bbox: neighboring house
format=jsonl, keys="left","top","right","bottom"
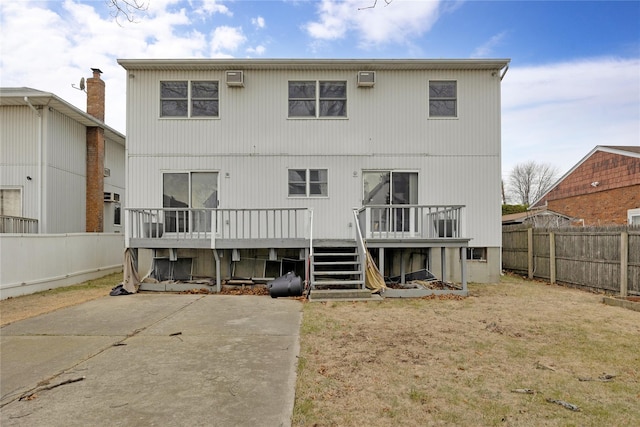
{"left": 502, "top": 207, "right": 574, "bottom": 227}
{"left": 118, "top": 58, "right": 510, "bottom": 290}
{"left": 0, "top": 70, "right": 126, "bottom": 234}
{"left": 531, "top": 146, "right": 640, "bottom": 226}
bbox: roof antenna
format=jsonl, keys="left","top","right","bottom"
{"left": 72, "top": 77, "right": 86, "bottom": 93}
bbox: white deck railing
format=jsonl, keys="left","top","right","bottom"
{"left": 126, "top": 208, "right": 312, "bottom": 248}
{"left": 356, "top": 205, "right": 465, "bottom": 240}
{"left": 0, "top": 215, "right": 39, "bottom": 234}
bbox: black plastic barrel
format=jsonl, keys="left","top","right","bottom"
{"left": 268, "top": 272, "right": 303, "bottom": 298}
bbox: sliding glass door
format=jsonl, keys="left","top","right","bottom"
{"left": 363, "top": 171, "right": 418, "bottom": 233}
{"left": 163, "top": 172, "right": 218, "bottom": 232}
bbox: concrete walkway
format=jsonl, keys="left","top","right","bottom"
{"left": 0, "top": 294, "right": 302, "bottom": 426}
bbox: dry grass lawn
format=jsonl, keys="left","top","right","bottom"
{"left": 293, "top": 274, "right": 640, "bottom": 426}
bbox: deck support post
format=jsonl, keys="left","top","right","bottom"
{"left": 378, "top": 248, "right": 385, "bottom": 277}
{"left": 440, "top": 247, "right": 446, "bottom": 283}
{"left": 400, "top": 250, "right": 406, "bottom": 284}
{"left": 304, "top": 247, "right": 310, "bottom": 290}
{"left": 460, "top": 247, "right": 467, "bottom": 291}
{"left": 213, "top": 249, "right": 221, "bottom": 293}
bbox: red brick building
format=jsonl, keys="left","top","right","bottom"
{"left": 532, "top": 146, "right": 640, "bottom": 226}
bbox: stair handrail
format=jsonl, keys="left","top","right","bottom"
{"left": 352, "top": 209, "right": 367, "bottom": 290}
{"left": 306, "top": 208, "right": 314, "bottom": 293}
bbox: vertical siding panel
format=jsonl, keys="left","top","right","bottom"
{"left": 0, "top": 106, "right": 39, "bottom": 218}
{"left": 45, "top": 108, "right": 87, "bottom": 233}
{"left": 105, "top": 138, "right": 126, "bottom": 198}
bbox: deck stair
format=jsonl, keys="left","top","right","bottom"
{"left": 309, "top": 246, "right": 373, "bottom": 300}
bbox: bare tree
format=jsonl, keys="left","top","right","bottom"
{"left": 108, "top": 0, "right": 149, "bottom": 23}
{"left": 359, "top": 0, "right": 394, "bottom": 10}
{"left": 507, "top": 161, "right": 559, "bottom": 205}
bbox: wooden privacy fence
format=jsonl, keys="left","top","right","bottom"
{"left": 502, "top": 225, "right": 640, "bottom": 296}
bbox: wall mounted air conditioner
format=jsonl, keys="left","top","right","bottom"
{"left": 226, "top": 70, "right": 244, "bottom": 87}
{"left": 103, "top": 192, "right": 120, "bottom": 203}
{"left": 104, "top": 167, "right": 111, "bottom": 177}
{"left": 357, "top": 71, "right": 375, "bottom": 87}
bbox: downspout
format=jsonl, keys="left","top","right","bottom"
{"left": 24, "top": 97, "right": 44, "bottom": 233}
{"left": 500, "top": 64, "right": 509, "bottom": 81}
{"left": 498, "top": 63, "right": 509, "bottom": 276}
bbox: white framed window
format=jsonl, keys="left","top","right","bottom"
{"left": 362, "top": 171, "right": 418, "bottom": 233}
{"left": 429, "top": 80, "right": 457, "bottom": 118}
{"left": 163, "top": 172, "right": 219, "bottom": 209}
{"left": 628, "top": 208, "right": 640, "bottom": 225}
{"left": 288, "top": 81, "right": 347, "bottom": 118}
{"left": 163, "top": 172, "right": 219, "bottom": 232}
{"left": 288, "top": 169, "right": 328, "bottom": 197}
{"left": 114, "top": 202, "right": 122, "bottom": 226}
{"left": 160, "top": 81, "right": 219, "bottom": 118}
{"left": 466, "top": 247, "right": 487, "bottom": 261}
{"left": 363, "top": 171, "right": 418, "bottom": 206}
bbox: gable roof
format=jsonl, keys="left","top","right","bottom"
{"left": 531, "top": 145, "right": 640, "bottom": 207}
{"left": 0, "top": 87, "right": 125, "bottom": 145}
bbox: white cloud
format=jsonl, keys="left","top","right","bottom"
{"left": 194, "top": 0, "right": 232, "bottom": 17}
{"left": 209, "top": 26, "right": 247, "bottom": 55}
{"left": 305, "top": 0, "right": 441, "bottom": 47}
{"left": 252, "top": 16, "right": 265, "bottom": 29}
{"left": 501, "top": 57, "right": 640, "bottom": 178}
{"left": 247, "top": 45, "right": 266, "bottom": 56}
{"left": 472, "top": 31, "right": 508, "bottom": 58}
{"left": 0, "top": 0, "right": 231, "bottom": 133}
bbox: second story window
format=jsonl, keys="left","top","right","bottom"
{"left": 288, "top": 81, "right": 346, "bottom": 118}
{"left": 160, "top": 81, "right": 219, "bottom": 118}
{"left": 429, "top": 80, "right": 457, "bottom": 118}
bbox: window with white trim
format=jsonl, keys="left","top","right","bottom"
{"left": 160, "top": 81, "right": 219, "bottom": 117}
{"left": 288, "top": 169, "right": 328, "bottom": 197}
{"left": 429, "top": 80, "right": 457, "bottom": 117}
{"left": 114, "top": 201, "right": 122, "bottom": 226}
{"left": 466, "top": 247, "right": 487, "bottom": 261}
{"left": 288, "top": 81, "right": 346, "bottom": 118}
{"left": 163, "top": 172, "right": 219, "bottom": 232}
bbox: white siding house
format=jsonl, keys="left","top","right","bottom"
{"left": 0, "top": 87, "right": 126, "bottom": 233}
{"left": 118, "top": 59, "right": 510, "bottom": 291}
{"left": 0, "top": 78, "right": 127, "bottom": 299}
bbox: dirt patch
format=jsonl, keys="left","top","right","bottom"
{"left": 218, "top": 285, "right": 270, "bottom": 296}
{"left": 293, "top": 273, "right": 640, "bottom": 426}
{"left": 387, "top": 280, "right": 459, "bottom": 290}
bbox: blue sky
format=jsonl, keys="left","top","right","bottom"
{"left": 1, "top": 0, "right": 639, "bottom": 184}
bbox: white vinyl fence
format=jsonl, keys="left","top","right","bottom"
{"left": 0, "top": 233, "right": 124, "bottom": 300}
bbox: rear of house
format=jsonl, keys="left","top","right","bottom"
{"left": 118, "top": 59, "right": 509, "bottom": 291}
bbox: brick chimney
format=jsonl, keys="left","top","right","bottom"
{"left": 85, "top": 68, "right": 105, "bottom": 232}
